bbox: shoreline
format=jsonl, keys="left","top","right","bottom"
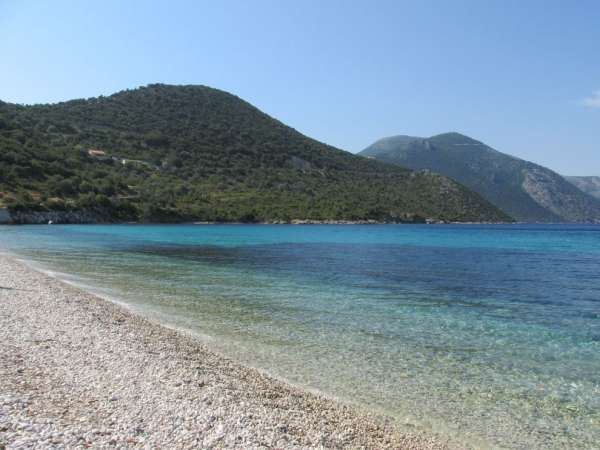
{"left": 0, "top": 254, "right": 457, "bottom": 449}
{"left": 0, "top": 207, "right": 515, "bottom": 225}
{"left": 1, "top": 219, "right": 525, "bottom": 226}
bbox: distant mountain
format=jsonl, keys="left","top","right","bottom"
{"left": 361, "top": 132, "right": 600, "bottom": 223}
{"left": 564, "top": 176, "right": 600, "bottom": 200}
{"left": 0, "top": 85, "right": 510, "bottom": 223}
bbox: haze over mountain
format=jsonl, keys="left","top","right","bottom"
{"left": 361, "top": 133, "right": 600, "bottom": 223}
{"left": 0, "top": 84, "right": 509, "bottom": 224}
{"left": 565, "top": 176, "right": 600, "bottom": 200}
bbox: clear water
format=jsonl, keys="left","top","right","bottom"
{"left": 1, "top": 224, "right": 599, "bottom": 449}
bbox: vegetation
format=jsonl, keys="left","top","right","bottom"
{"left": 361, "top": 132, "right": 600, "bottom": 223}
{"left": 0, "top": 85, "right": 510, "bottom": 223}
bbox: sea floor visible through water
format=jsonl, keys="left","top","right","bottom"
{"left": 1, "top": 224, "right": 599, "bottom": 449}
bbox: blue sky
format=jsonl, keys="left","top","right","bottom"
{"left": 1, "top": 0, "right": 599, "bottom": 175}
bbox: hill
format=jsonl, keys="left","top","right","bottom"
{"left": 0, "top": 85, "right": 510, "bottom": 223}
{"left": 361, "top": 133, "right": 600, "bottom": 223}
{"left": 565, "top": 176, "right": 600, "bottom": 200}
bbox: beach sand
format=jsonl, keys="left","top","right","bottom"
{"left": 0, "top": 255, "right": 457, "bottom": 449}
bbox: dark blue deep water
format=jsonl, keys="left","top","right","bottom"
{"left": 1, "top": 224, "right": 599, "bottom": 449}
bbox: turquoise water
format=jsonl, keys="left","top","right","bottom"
{"left": 1, "top": 224, "right": 599, "bottom": 449}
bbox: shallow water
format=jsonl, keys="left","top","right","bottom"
{"left": 1, "top": 224, "right": 599, "bottom": 449}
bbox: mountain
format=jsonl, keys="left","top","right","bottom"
{"left": 564, "top": 176, "right": 600, "bottom": 200}
{"left": 360, "top": 132, "right": 600, "bottom": 223}
{"left": 0, "top": 85, "right": 510, "bottom": 223}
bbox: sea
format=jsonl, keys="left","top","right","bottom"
{"left": 0, "top": 224, "right": 598, "bottom": 449}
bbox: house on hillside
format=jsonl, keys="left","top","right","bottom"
{"left": 87, "top": 149, "right": 106, "bottom": 157}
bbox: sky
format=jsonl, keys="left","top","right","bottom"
{"left": 1, "top": 0, "right": 599, "bottom": 175}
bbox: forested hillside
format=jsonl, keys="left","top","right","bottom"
{"left": 0, "top": 85, "right": 510, "bottom": 223}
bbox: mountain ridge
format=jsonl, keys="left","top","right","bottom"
{"left": 360, "top": 132, "right": 600, "bottom": 223}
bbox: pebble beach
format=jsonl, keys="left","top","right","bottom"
{"left": 0, "top": 255, "right": 455, "bottom": 449}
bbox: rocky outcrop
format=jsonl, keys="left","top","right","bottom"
{"left": 565, "top": 176, "right": 600, "bottom": 200}
{"left": 0, "top": 208, "right": 11, "bottom": 224}
{"left": 522, "top": 167, "right": 600, "bottom": 223}
{"left": 6, "top": 208, "right": 116, "bottom": 225}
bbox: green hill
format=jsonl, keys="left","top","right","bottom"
{"left": 565, "top": 176, "right": 600, "bottom": 200}
{"left": 0, "top": 85, "right": 510, "bottom": 223}
{"left": 361, "top": 132, "right": 600, "bottom": 223}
